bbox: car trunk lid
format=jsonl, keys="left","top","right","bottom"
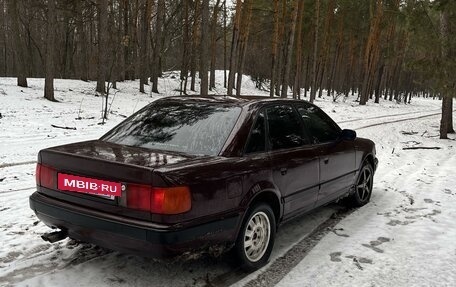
{"left": 36, "top": 140, "right": 194, "bottom": 219}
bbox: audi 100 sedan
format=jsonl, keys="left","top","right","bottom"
{"left": 30, "top": 96, "right": 377, "bottom": 270}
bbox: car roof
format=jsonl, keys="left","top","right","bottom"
{"left": 160, "top": 95, "right": 312, "bottom": 107}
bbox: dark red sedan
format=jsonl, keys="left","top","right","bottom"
{"left": 30, "top": 96, "right": 377, "bottom": 270}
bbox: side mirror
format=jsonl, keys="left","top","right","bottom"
{"left": 340, "top": 129, "right": 356, "bottom": 141}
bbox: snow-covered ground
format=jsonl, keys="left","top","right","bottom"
{"left": 0, "top": 72, "right": 454, "bottom": 286}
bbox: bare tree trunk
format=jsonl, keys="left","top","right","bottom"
{"left": 61, "top": 10, "right": 70, "bottom": 79}
{"left": 346, "top": 35, "right": 358, "bottom": 97}
{"left": 275, "top": 0, "right": 286, "bottom": 97}
{"left": 139, "top": 0, "right": 151, "bottom": 93}
{"left": 374, "top": 64, "right": 384, "bottom": 103}
{"left": 152, "top": 0, "right": 164, "bottom": 93}
{"left": 447, "top": 97, "right": 454, "bottom": 133}
{"left": 96, "top": 0, "right": 108, "bottom": 94}
{"left": 117, "top": 0, "right": 125, "bottom": 82}
{"left": 44, "top": 0, "right": 56, "bottom": 101}
{"left": 209, "top": 0, "right": 221, "bottom": 90}
{"left": 280, "top": 0, "right": 299, "bottom": 98}
{"left": 132, "top": 2, "right": 140, "bottom": 81}
{"left": 180, "top": 0, "right": 190, "bottom": 95}
{"left": 223, "top": 0, "right": 227, "bottom": 88}
{"left": 123, "top": 0, "right": 133, "bottom": 80}
{"left": 235, "top": 0, "right": 253, "bottom": 97}
{"left": 440, "top": 96, "right": 451, "bottom": 139}
{"left": 76, "top": 2, "right": 89, "bottom": 81}
{"left": 293, "top": 0, "right": 304, "bottom": 99}
{"left": 439, "top": 9, "right": 452, "bottom": 138}
{"left": 107, "top": 1, "right": 115, "bottom": 88}
{"left": 316, "top": 0, "right": 334, "bottom": 99}
{"left": 227, "top": 0, "right": 242, "bottom": 96}
{"left": 360, "top": 0, "right": 383, "bottom": 105}
{"left": 303, "top": 53, "right": 311, "bottom": 97}
{"left": 1, "top": 0, "right": 7, "bottom": 76}
{"left": 309, "top": 0, "right": 320, "bottom": 103}
{"left": 200, "top": 0, "right": 210, "bottom": 96}
{"left": 190, "top": 0, "right": 200, "bottom": 92}
{"left": 270, "top": 0, "right": 280, "bottom": 97}
{"left": 327, "top": 11, "right": 344, "bottom": 99}
{"left": 7, "top": 0, "right": 27, "bottom": 87}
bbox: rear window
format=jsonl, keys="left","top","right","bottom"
{"left": 101, "top": 100, "right": 241, "bottom": 156}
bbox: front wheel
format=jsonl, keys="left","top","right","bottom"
{"left": 234, "top": 204, "right": 276, "bottom": 271}
{"left": 345, "top": 163, "right": 374, "bottom": 207}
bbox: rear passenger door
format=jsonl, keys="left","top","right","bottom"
{"left": 296, "top": 104, "right": 356, "bottom": 206}
{"left": 264, "top": 104, "right": 320, "bottom": 218}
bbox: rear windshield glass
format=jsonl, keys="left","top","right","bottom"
{"left": 101, "top": 100, "right": 242, "bottom": 156}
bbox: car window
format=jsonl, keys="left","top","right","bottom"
{"left": 296, "top": 104, "right": 341, "bottom": 144}
{"left": 245, "top": 111, "right": 266, "bottom": 154}
{"left": 101, "top": 101, "right": 241, "bottom": 156}
{"left": 266, "top": 105, "right": 308, "bottom": 150}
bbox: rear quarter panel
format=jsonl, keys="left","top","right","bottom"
{"left": 155, "top": 155, "right": 277, "bottom": 223}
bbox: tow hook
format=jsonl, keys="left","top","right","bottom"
{"left": 41, "top": 230, "right": 68, "bottom": 243}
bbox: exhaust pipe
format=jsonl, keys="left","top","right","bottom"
{"left": 41, "top": 230, "right": 68, "bottom": 243}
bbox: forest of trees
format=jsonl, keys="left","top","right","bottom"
{"left": 0, "top": 0, "right": 454, "bottom": 138}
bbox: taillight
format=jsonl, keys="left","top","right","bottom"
{"left": 35, "top": 164, "right": 41, "bottom": 185}
{"left": 152, "top": 187, "right": 191, "bottom": 214}
{"left": 126, "top": 184, "right": 151, "bottom": 211}
{"left": 35, "top": 163, "right": 57, "bottom": 189}
{"left": 127, "top": 184, "right": 191, "bottom": 214}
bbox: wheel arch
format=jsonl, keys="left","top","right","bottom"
{"left": 236, "top": 188, "right": 282, "bottom": 239}
{"left": 247, "top": 190, "right": 281, "bottom": 225}
{"left": 363, "top": 153, "right": 375, "bottom": 169}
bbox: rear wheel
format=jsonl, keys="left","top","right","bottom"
{"left": 234, "top": 204, "right": 276, "bottom": 271}
{"left": 345, "top": 163, "right": 374, "bottom": 207}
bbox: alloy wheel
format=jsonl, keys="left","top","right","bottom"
{"left": 356, "top": 167, "right": 372, "bottom": 201}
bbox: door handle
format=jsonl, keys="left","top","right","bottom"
{"left": 323, "top": 158, "right": 329, "bottom": 164}
{"left": 280, "top": 167, "right": 288, "bottom": 175}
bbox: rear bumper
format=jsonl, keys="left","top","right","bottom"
{"left": 29, "top": 192, "right": 240, "bottom": 257}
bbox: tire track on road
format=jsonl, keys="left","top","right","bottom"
{"left": 338, "top": 108, "right": 440, "bottom": 124}
{"left": 354, "top": 110, "right": 454, "bottom": 130}
{"left": 0, "top": 186, "right": 35, "bottom": 194}
{"left": 0, "top": 161, "right": 36, "bottom": 169}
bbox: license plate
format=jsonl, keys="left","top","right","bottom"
{"left": 57, "top": 173, "right": 122, "bottom": 199}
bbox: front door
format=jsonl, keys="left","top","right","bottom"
{"left": 295, "top": 104, "right": 356, "bottom": 206}
{"left": 316, "top": 141, "right": 356, "bottom": 204}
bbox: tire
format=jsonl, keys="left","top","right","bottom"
{"left": 345, "top": 163, "right": 374, "bottom": 207}
{"left": 234, "top": 203, "right": 276, "bottom": 271}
